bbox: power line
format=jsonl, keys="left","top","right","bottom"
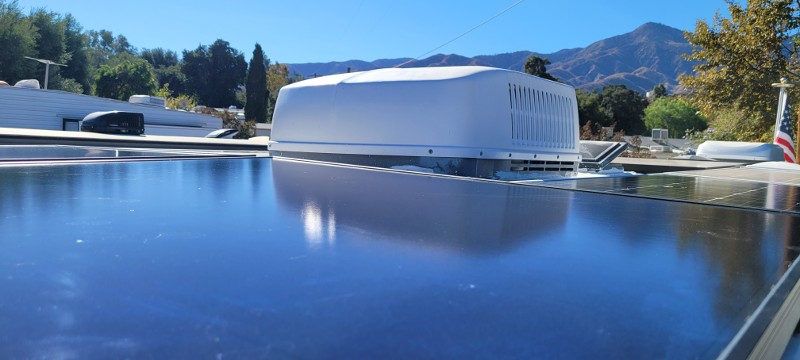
{"left": 396, "top": 0, "right": 527, "bottom": 68}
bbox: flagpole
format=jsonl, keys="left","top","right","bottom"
{"left": 771, "top": 78, "right": 794, "bottom": 140}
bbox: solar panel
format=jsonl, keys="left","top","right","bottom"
{"left": 0, "top": 157, "right": 798, "bottom": 358}
{"left": 677, "top": 166, "right": 800, "bottom": 186}
{"left": 0, "top": 145, "right": 256, "bottom": 163}
{"left": 538, "top": 172, "right": 800, "bottom": 215}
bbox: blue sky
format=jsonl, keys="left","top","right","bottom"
{"left": 17, "top": 0, "right": 730, "bottom": 64}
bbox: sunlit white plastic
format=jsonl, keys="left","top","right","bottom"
{"left": 697, "top": 141, "right": 785, "bottom": 161}
{"left": 269, "top": 66, "right": 581, "bottom": 162}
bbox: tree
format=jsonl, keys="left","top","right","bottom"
{"left": 644, "top": 98, "right": 707, "bottom": 137}
{"left": 266, "top": 63, "right": 303, "bottom": 122}
{"left": 705, "top": 106, "right": 765, "bottom": 141}
{"left": 576, "top": 89, "right": 612, "bottom": 127}
{"left": 652, "top": 84, "right": 667, "bottom": 99}
{"left": 576, "top": 86, "right": 648, "bottom": 134}
{"left": 141, "top": 48, "right": 186, "bottom": 94}
{"left": 52, "top": 76, "right": 83, "bottom": 93}
{"left": 154, "top": 64, "right": 187, "bottom": 95}
{"left": 245, "top": 43, "right": 268, "bottom": 123}
{"left": 0, "top": 0, "right": 37, "bottom": 83}
{"left": 27, "top": 9, "right": 90, "bottom": 93}
{"left": 86, "top": 29, "right": 135, "bottom": 80}
{"left": 681, "top": 0, "right": 800, "bottom": 142}
{"left": 87, "top": 29, "right": 134, "bottom": 55}
{"left": 94, "top": 55, "right": 156, "bottom": 100}
{"left": 140, "top": 48, "right": 178, "bottom": 68}
{"left": 29, "top": 8, "right": 66, "bottom": 85}
{"left": 599, "top": 84, "right": 649, "bottom": 134}
{"left": 182, "top": 39, "right": 247, "bottom": 107}
{"left": 60, "top": 14, "right": 90, "bottom": 93}
{"left": 523, "top": 55, "right": 558, "bottom": 82}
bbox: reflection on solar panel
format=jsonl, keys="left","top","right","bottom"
{"left": 538, "top": 172, "right": 800, "bottom": 215}
{"left": 0, "top": 144, "right": 258, "bottom": 163}
{"left": 678, "top": 166, "right": 800, "bottom": 186}
{"left": 0, "top": 156, "right": 799, "bottom": 358}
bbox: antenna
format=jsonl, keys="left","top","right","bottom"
{"left": 24, "top": 56, "right": 68, "bottom": 90}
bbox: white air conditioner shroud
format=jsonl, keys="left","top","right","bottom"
{"left": 269, "top": 66, "right": 581, "bottom": 174}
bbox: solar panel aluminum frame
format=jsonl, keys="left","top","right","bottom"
{"left": 719, "top": 257, "right": 800, "bottom": 360}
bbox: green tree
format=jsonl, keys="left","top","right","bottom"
{"left": 182, "top": 39, "right": 247, "bottom": 107}
{"left": 141, "top": 48, "right": 186, "bottom": 94}
{"left": 60, "top": 14, "right": 90, "bottom": 93}
{"left": 644, "top": 98, "right": 707, "bottom": 137}
{"left": 600, "top": 84, "right": 649, "bottom": 134}
{"left": 523, "top": 55, "right": 558, "bottom": 82}
{"left": 266, "top": 63, "right": 303, "bottom": 122}
{"left": 706, "top": 106, "right": 765, "bottom": 141}
{"left": 245, "top": 43, "right": 269, "bottom": 123}
{"left": 0, "top": 0, "right": 37, "bottom": 83}
{"left": 652, "top": 84, "right": 667, "bottom": 99}
{"left": 51, "top": 74, "right": 83, "bottom": 93}
{"left": 576, "top": 89, "right": 612, "bottom": 127}
{"left": 86, "top": 29, "right": 135, "bottom": 81}
{"left": 29, "top": 8, "right": 66, "bottom": 85}
{"left": 681, "top": 0, "right": 800, "bottom": 142}
{"left": 155, "top": 64, "right": 186, "bottom": 95}
{"left": 140, "top": 48, "right": 178, "bottom": 68}
{"left": 87, "top": 29, "right": 133, "bottom": 55}
{"left": 26, "top": 9, "right": 90, "bottom": 93}
{"left": 94, "top": 55, "right": 156, "bottom": 100}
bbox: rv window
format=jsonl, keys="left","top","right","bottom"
{"left": 63, "top": 118, "right": 81, "bottom": 131}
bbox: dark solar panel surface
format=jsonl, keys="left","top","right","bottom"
{"left": 539, "top": 173, "right": 800, "bottom": 214}
{"left": 678, "top": 167, "right": 800, "bottom": 186}
{"left": 0, "top": 158, "right": 799, "bottom": 359}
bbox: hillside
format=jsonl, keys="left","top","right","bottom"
{"left": 285, "top": 22, "right": 696, "bottom": 94}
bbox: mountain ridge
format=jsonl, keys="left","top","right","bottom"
{"left": 285, "top": 22, "right": 696, "bottom": 94}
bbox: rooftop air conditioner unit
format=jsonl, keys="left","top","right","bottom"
{"left": 652, "top": 128, "right": 668, "bottom": 141}
{"left": 129, "top": 95, "right": 167, "bottom": 108}
{"left": 80, "top": 111, "right": 144, "bottom": 135}
{"left": 268, "top": 66, "right": 582, "bottom": 178}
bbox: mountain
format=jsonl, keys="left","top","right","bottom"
{"left": 547, "top": 22, "right": 695, "bottom": 93}
{"left": 285, "top": 22, "right": 695, "bottom": 94}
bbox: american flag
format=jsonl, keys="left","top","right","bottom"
{"left": 774, "top": 96, "right": 797, "bottom": 163}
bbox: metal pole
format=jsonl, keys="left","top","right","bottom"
{"left": 772, "top": 79, "right": 795, "bottom": 140}
{"left": 23, "top": 57, "right": 66, "bottom": 90}
{"left": 44, "top": 63, "right": 50, "bottom": 90}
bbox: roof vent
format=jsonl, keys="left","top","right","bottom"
{"left": 129, "top": 95, "right": 167, "bottom": 108}
{"left": 697, "top": 141, "right": 784, "bottom": 162}
{"left": 14, "top": 79, "right": 40, "bottom": 89}
{"left": 269, "top": 66, "right": 581, "bottom": 178}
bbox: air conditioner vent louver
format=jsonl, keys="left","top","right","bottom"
{"left": 510, "top": 159, "right": 576, "bottom": 172}
{"left": 508, "top": 83, "right": 576, "bottom": 150}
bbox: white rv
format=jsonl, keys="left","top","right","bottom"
{"left": 0, "top": 84, "right": 222, "bottom": 137}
